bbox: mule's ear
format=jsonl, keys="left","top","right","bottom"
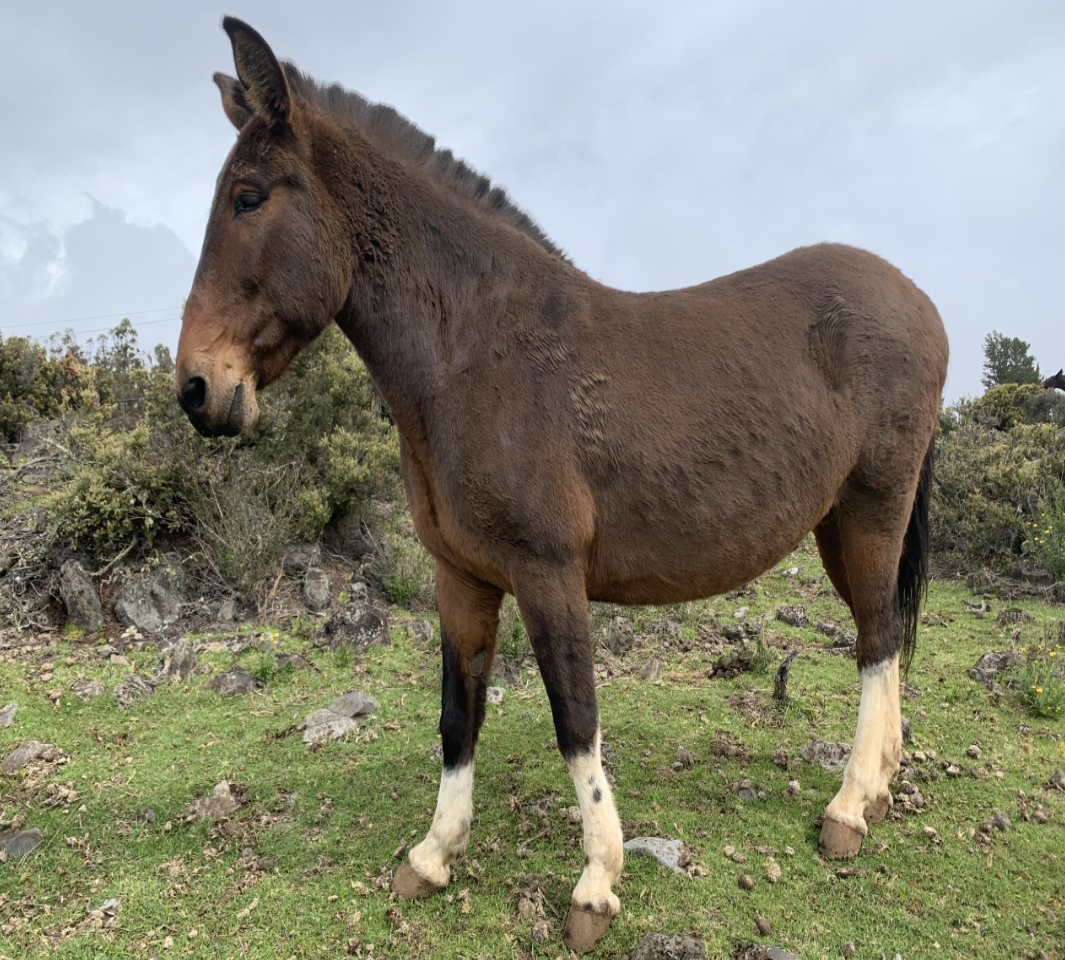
{"left": 221, "top": 16, "right": 291, "bottom": 131}
{"left": 212, "top": 72, "right": 253, "bottom": 131}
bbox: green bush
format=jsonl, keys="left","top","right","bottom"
{"left": 967, "top": 383, "right": 1065, "bottom": 431}
{"left": 1026, "top": 493, "right": 1065, "bottom": 583}
{"left": 934, "top": 393, "right": 1065, "bottom": 577}
{"left": 0, "top": 334, "right": 89, "bottom": 441}
{"left": 43, "top": 323, "right": 402, "bottom": 598}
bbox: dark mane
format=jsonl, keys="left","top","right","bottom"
{"left": 283, "top": 64, "right": 567, "bottom": 260}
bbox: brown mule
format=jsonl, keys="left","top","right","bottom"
{"left": 176, "top": 18, "right": 949, "bottom": 954}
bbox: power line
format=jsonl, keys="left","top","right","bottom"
{"left": 0, "top": 306, "right": 182, "bottom": 332}
{"left": 49, "top": 316, "right": 183, "bottom": 338}
{"left": 2, "top": 315, "right": 182, "bottom": 341}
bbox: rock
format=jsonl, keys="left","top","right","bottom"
{"left": 326, "top": 691, "right": 379, "bottom": 718}
{"left": 901, "top": 717, "right": 912, "bottom": 744}
{"left": 623, "top": 836, "right": 688, "bottom": 873}
{"left": 738, "top": 874, "right": 755, "bottom": 890}
{"left": 486, "top": 686, "right": 505, "bottom": 705}
{"left": 153, "top": 640, "right": 198, "bottom": 684}
{"left": 218, "top": 598, "right": 239, "bottom": 622}
{"left": 764, "top": 858, "right": 782, "bottom": 884}
{"left": 69, "top": 678, "right": 104, "bottom": 700}
{"left": 59, "top": 560, "right": 103, "bottom": 632}
{"left": 303, "top": 568, "right": 332, "bottom": 612}
{"left": 323, "top": 512, "right": 374, "bottom": 559}
{"left": 1007, "top": 559, "right": 1053, "bottom": 585}
{"left": 627, "top": 933, "right": 707, "bottom": 960}
{"left": 640, "top": 659, "right": 662, "bottom": 681}
{"left": 2, "top": 740, "right": 54, "bottom": 774}
{"left": 754, "top": 916, "right": 772, "bottom": 936}
{"left": 653, "top": 618, "right": 683, "bottom": 638}
{"left": 0, "top": 702, "right": 15, "bottom": 727}
{"left": 114, "top": 674, "right": 153, "bottom": 709}
{"left": 723, "top": 623, "right": 745, "bottom": 643}
{"left": 114, "top": 556, "right": 186, "bottom": 634}
{"left": 996, "top": 606, "right": 1035, "bottom": 627}
{"left": 96, "top": 644, "right": 117, "bottom": 659}
{"left": 300, "top": 710, "right": 359, "bottom": 746}
{"left": 968, "top": 650, "right": 1021, "bottom": 687}
{"left": 799, "top": 740, "right": 851, "bottom": 772}
{"left": 1049, "top": 769, "right": 1065, "bottom": 792}
{"left": 733, "top": 606, "right": 750, "bottom": 619}
{"left": 299, "top": 691, "right": 378, "bottom": 746}
{"left": 0, "top": 828, "right": 43, "bottom": 861}
{"left": 409, "top": 619, "right": 434, "bottom": 644}
{"left": 283, "top": 543, "right": 321, "bottom": 574}
{"left": 321, "top": 604, "right": 390, "bottom": 653}
{"left": 775, "top": 605, "right": 808, "bottom": 628}
{"left": 607, "top": 616, "right": 635, "bottom": 655}
{"left": 966, "top": 743, "right": 982, "bottom": 759}
{"left": 992, "top": 810, "right": 1011, "bottom": 831}
{"left": 734, "top": 945, "right": 802, "bottom": 960}
{"left": 710, "top": 643, "right": 757, "bottom": 678}
{"left": 191, "top": 781, "right": 240, "bottom": 819}
{"left": 205, "top": 666, "right": 260, "bottom": 696}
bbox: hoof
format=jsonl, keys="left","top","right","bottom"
{"left": 563, "top": 903, "right": 614, "bottom": 955}
{"left": 864, "top": 794, "right": 892, "bottom": 824}
{"left": 393, "top": 859, "right": 446, "bottom": 899}
{"left": 819, "top": 816, "right": 865, "bottom": 860}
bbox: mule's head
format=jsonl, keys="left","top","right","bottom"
{"left": 177, "top": 17, "right": 353, "bottom": 436}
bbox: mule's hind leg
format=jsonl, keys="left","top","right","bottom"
{"left": 394, "top": 562, "right": 502, "bottom": 898}
{"left": 819, "top": 520, "right": 905, "bottom": 859}
{"left": 517, "top": 568, "right": 623, "bottom": 955}
{"left": 814, "top": 508, "right": 854, "bottom": 612}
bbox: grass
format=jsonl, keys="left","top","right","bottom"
{"left": 2, "top": 540, "right": 1064, "bottom": 960}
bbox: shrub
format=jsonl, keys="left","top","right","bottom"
{"left": 1014, "top": 632, "right": 1065, "bottom": 719}
{"left": 43, "top": 322, "right": 403, "bottom": 598}
{"left": 933, "top": 396, "right": 1065, "bottom": 576}
{"left": 0, "top": 334, "right": 89, "bottom": 441}
{"left": 1026, "top": 493, "right": 1065, "bottom": 583}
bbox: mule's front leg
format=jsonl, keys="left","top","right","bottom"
{"left": 394, "top": 563, "right": 502, "bottom": 898}
{"left": 519, "top": 574, "right": 623, "bottom": 955}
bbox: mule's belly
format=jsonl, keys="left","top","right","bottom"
{"left": 583, "top": 426, "right": 852, "bottom": 605}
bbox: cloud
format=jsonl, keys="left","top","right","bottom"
{"left": 0, "top": 200, "right": 194, "bottom": 353}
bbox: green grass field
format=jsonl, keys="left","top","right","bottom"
{"left": 2, "top": 541, "right": 1063, "bottom": 960}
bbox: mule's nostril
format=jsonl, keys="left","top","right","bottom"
{"left": 183, "top": 376, "right": 207, "bottom": 413}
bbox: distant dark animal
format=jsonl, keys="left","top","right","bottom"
{"left": 1043, "top": 369, "right": 1065, "bottom": 391}
{"left": 176, "top": 18, "right": 949, "bottom": 953}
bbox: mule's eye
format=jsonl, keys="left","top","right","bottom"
{"left": 234, "top": 192, "right": 265, "bottom": 216}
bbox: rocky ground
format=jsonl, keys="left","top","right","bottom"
{"left": 1, "top": 470, "right": 1064, "bottom": 958}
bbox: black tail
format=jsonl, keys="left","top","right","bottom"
{"left": 898, "top": 441, "right": 934, "bottom": 675}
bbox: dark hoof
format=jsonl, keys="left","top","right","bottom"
{"left": 563, "top": 903, "right": 614, "bottom": 954}
{"left": 393, "top": 859, "right": 446, "bottom": 899}
{"left": 864, "top": 794, "right": 892, "bottom": 824}
{"left": 818, "top": 817, "right": 865, "bottom": 860}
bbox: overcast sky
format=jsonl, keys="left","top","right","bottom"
{"left": 1, "top": 1, "right": 1061, "bottom": 399}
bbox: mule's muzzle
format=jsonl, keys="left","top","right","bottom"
{"left": 177, "top": 374, "right": 244, "bottom": 438}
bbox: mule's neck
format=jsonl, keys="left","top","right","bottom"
{"left": 330, "top": 133, "right": 577, "bottom": 441}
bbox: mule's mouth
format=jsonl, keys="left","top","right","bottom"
{"left": 178, "top": 377, "right": 257, "bottom": 438}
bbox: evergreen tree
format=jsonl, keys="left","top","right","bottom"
{"left": 981, "top": 331, "right": 1041, "bottom": 390}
